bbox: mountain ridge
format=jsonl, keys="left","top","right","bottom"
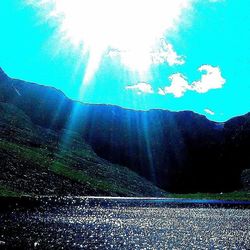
{"left": 0, "top": 67, "right": 249, "bottom": 193}
{"left": 2, "top": 66, "right": 248, "bottom": 124}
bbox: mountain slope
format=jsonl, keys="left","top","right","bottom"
{"left": 0, "top": 67, "right": 249, "bottom": 193}
{"left": 0, "top": 102, "right": 166, "bottom": 197}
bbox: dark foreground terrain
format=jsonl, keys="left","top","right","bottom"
{"left": 0, "top": 197, "right": 249, "bottom": 249}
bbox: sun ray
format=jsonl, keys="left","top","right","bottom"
{"left": 27, "top": 0, "right": 192, "bottom": 83}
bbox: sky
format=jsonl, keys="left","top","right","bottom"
{"left": 0, "top": 0, "right": 249, "bottom": 122}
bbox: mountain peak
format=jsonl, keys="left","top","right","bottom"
{"left": 0, "top": 67, "right": 8, "bottom": 80}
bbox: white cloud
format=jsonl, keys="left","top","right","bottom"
{"left": 159, "top": 65, "right": 225, "bottom": 97}
{"left": 125, "top": 82, "right": 154, "bottom": 95}
{"left": 151, "top": 40, "right": 185, "bottom": 66}
{"left": 108, "top": 39, "right": 185, "bottom": 68}
{"left": 159, "top": 73, "right": 190, "bottom": 97}
{"left": 191, "top": 65, "right": 226, "bottom": 93}
{"left": 204, "top": 109, "right": 215, "bottom": 115}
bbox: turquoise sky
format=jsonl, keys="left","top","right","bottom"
{"left": 0, "top": 0, "right": 249, "bottom": 121}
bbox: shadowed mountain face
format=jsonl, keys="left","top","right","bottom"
{"left": 0, "top": 68, "right": 249, "bottom": 193}
{"left": 0, "top": 98, "right": 165, "bottom": 197}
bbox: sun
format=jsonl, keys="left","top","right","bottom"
{"left": 29, "top": 0, "right": 191, "bottom": 83}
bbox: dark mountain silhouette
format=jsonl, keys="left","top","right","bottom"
{"left": 0, "top": 67, "right": 249, "bottom": 193}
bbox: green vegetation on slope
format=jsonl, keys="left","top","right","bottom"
{"left": 50, "top": 161, "right": 132, "bottom": 194}
{"left": 0, "top": 136, "right": 164, "bottom": 196}
{"left": 0, "top": 102, "right": 165, "bottom": 197}
{"left": 165, "top": 192, "right": 250, "bottom": 201}
{"left": 0, "top": 185, "right": 24, "bottom": 197}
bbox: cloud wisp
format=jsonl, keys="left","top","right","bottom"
{"left": 126, "top": 65, "right": 225, "bottom": 97}
{"left": 151, "top": 40, "right": 185, "bottom": 66}
{"left": 158, "top": 65, "right": 226, "bottom": 97}
{"left": 158, "top": 73, "right": 190, "bottom": 97}
{"left": 108, "top": 39, "right": 185, "bottom": 68}
{"left": 191, "top": 65, "right": 226, "bottom": 93}
{"left": 125, "top": 82, "right": 154, "bottom": 95}
{"left": 204, "top": 109, "right": 215, "bottom": 115}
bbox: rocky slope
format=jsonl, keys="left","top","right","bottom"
{"left": 0, "top": 67, "right": 249, "bottom": 193}
{"left": 0, "top": 102, "right": 166, "bottom": 197}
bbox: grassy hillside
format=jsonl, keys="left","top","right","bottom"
{"left": 0, "top": 102, "right": 166, "bottom": 197}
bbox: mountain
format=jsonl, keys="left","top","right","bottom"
{"left": 0, "top": 101, "right": 166, "bottom": 197}
{"left": 0, "top": 67, "right": 249, "bottom": 193}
